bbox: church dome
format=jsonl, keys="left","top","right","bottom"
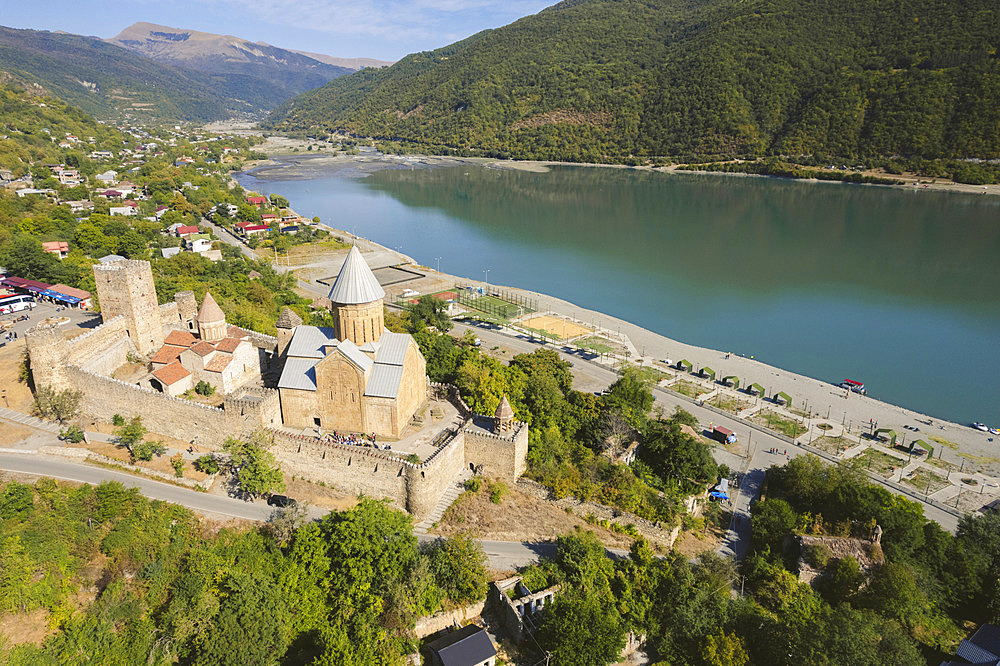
{"left": 328, "top": 246, "right": 385, "bottom": 305}
{"left": 196, "top": 291, "right": 225, "bottom": 324}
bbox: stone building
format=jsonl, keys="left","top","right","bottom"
{"left": 146, "top": 292, "right": 261, "bottom": 396}
{"left": 93, "top": 259, "right": 164, "bottom": 355}
{"left": 277, "top": 246, "right": 427, "bottom": 437}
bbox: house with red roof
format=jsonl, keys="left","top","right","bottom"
{"left": 175, "top": 225, "right": 200, "bottom": 237}
{"left": 41, "top": 241, "right": 70, "bottom": 259}
{"left": 247, "top": 195, "right": 267, "bottom": 207}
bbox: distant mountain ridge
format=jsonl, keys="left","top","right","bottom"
{"left": 264, "top": 0, "right": 1000, "bottom": 161}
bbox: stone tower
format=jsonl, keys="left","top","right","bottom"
{"left": 328, "top": 246, "right": 385, "bottom": 346}
{"left": 93, "top": 259, "right": 164, "bottom": 355}
{"left": 174, "top": 291, "right": 198, "bottom": 331}
{"left": 495, "top": 395, "right": 514, "bottom": 433}
{"left": 197, "top": 292, "right": 227, "bottom": 342}
{"left": 275, "top": 306, "right": 302, "bottom": 359}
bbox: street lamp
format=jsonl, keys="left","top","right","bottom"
{"left": 435, "top": 257, "right": 441, "bottom": 272}
{"left": 484, "top": 268, "right": 490, "bottom": 293}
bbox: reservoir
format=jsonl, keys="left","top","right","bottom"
{"left": 237, "top": 161, "right": 1000, "bottom": 426}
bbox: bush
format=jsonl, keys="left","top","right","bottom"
{"left": 490, "top": 481, "right": 508, "bottom": 504}
{"left": 32, "top": 386, "right": 83, "bottom": 423}
{"left": 464, "top": 477, "right": 482, "bottom": 493}
{"left": 194, "top": 381, "right": 215, "bottom": 396}
{"left": 112, "top": 414, "right": 125, "bottom": 427}
{"left": 193, "top": 455, "right": 220, "bottom": 474}
{"left": 133, "top": 441, "right": 167, "bottom": 462}
{"left": 60, "top": 425, "right": 85, "bottom": 443}
{"left": 802, "top": 542, "right": 833, "bottom": 568}
{"left": 171, "top": 454, "right": 184, "bottom": 477}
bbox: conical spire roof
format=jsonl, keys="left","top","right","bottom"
{"left": 276, "top": 306, "right": 303, "bottom": 329}
{"left": 328, "top": 246, "right": 385, "bottom": 305}
{"left": 196, "top": 291, "right": 225, "bottom": 323}
{"left": 495, "top": 395, "right": 514, "bottom": 420}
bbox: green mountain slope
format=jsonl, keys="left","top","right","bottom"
{"left": 264, "top": 0, "right": 1000, "bottom": 161}
{"left": 0, "top": 25, "right": 314, "bottom": 122}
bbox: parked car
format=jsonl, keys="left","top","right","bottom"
{"left": 267, "top": 494, "right": 296, "bottom": 508}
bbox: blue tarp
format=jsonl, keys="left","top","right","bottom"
{"left": 710, "top": 491, "right": 729, "bottom": 500}
{"left": 39, "top": 289, "right": 81, "bottom": 304}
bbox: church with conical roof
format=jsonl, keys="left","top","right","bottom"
{"left": 276, "top": 246, "right": 427, "bottom": 438}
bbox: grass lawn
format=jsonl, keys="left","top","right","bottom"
{"left": 855, "top": 448, "right": 906, "bottom": 477}
{"left": 925, "top": 456, "right": 959, "bottom": 473}
{"left": 637, "top": 365, "right": 669, "bottom": 383}
{"left": 810, "top": 435, "right": 851, "bottom": 456}
{"left": 752, "top": 410, "right": 807, "bottom": 439}
{"left": 672, "top": 379, "right": 708, "bottom": 398}
{"left": 901, "top": 467, "right": 949, "bottom": 494}
{"left": 576, "top": 336, "right": 616, "bottom": 355}
{"left": 709, "top": 394, "right": 751, "bottom": 414}
{"left": 462, "top": 294, "right": 532, "bottom": 320}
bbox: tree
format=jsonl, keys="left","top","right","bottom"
{"left": 538, "top": 593, "right": 627, "bottom": 666}
{"left": 406, "top": 294, "right": 452, "bottom": 331}
{"left": 223, "top": 433, "right": 285, "bottom": 498}
{"left": 640, "top": 418, "right": 717, "bottom": 488}
{"left": 0, "top": 535, "right": 34, "bottom": 612}
{"left": 31, "top": 386, "right": 83, "bottom": 423}
{"left": 0, "top": 234, "right": 61, "bottom": 281}
{"left": 701, "top": 630, "right": 750, "bottom": 666}
{"left": 116, "top": 415, "right": 147, "bottom": 451}
{"left": 0, "top": 482, "right": 34, "bottom": 521}
{"left": 426, "top": 534, "right": 488, "bottom": 603}
{"left": 817, "top": 556, "right": 863, "bottom": 606}
{"left": 604, "top": 365, "right": 653, "bottom": 428}
{"left": 750, "top": 499, "right": 797, "bottom": 554}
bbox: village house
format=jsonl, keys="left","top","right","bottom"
{"left": 247, "top": 195, "right": 267, "bottom": 207}
{"left": 109, "top": 204, "right": 138, "bottom": 217}
{"left": 41, "top": 241, "right": 70, "bottom": 259}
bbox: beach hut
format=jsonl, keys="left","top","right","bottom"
{"left": 774, "top": 391, "right": 791, "bottom": 406}
{"left": 677, "top": 359, "right": 693, "bottom": 372}
{"left": 747, "top": 382, "right": 765, "bottom": 397}
{"left": 873, "top": 428, "right": 898, "bottom": 446}
{"left": 700, "top": 366, "right": 716, "bottom": 380}
{"left": 722, "top": 375, "right": 739, "bottom": 388}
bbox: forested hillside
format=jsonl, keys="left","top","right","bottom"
{"left": 265, "top": 0, "right": 1000, "bottom": 162}
{"left": 0, "top": 26, "right": 296, "bottom": 121}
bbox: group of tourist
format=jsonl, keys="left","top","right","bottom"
{"left": 320, "top": 431, "right": 392, "bottom": 451}
{"left": 3, "top": 329, "right": 18, "bottom": 342}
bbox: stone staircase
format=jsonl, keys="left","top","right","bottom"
{"left": 413, "top": 468, "right": 473, "bottom": 535}
{"left": 0, "top": 406, "right": 61, "bottom": 434}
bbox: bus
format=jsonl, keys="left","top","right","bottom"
{"left": 0, "top": 294, "right": 36, "bottom": 314}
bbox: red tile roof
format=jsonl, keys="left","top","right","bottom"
{"left": 204, "top": 355, "right": 232, "bottom": 373}
{"left": 189, "top": 341, "right": 216, "bottom": 357}
{"left": 152, "top": 361, "right": 191, "bottom": 385}
{"left": 41, "top": 241, "right": 69, "bottom": 253}
{"left": 214, "top": 337, "right": 242, "bottom": 353}
{"left": 150, "top": 344, "right": 185, "bottom": 365}
{"left": 176, "top": 225, "right": 200, "bottom": 235}
{"left": 226, "top": 325, "right": 247, "bottom": 338}
{"left": 164, "top": 329, "right": 197, "bottom": 346}
{"left": 49, "top": 284, "right": 90, "bottom": 300}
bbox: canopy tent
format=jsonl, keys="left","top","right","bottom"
{"left": 722, "top": 375, "right": 739, "bottom": 388}
{"left": 747, "top": 382, "right": 765, "bottom": 396}
{"left": 909, "top": 439, "right": 931, "bottom": 457}
{"left": 677, "top": 359, "right": 693, "bottom": 372}
{"left": 2, "top": 276, "right": 50, "bottom": 293}
{"left": 700, "top": 366, "right": 716, "bottom": 380}
{"left": 39, "top": 288, "right": 81, "bottom": 305}
{"left": 774, "top": 391, "right": 792, "bottom": 406}
{"left": 873, "top": 428, "right": 898, "bottom": 446}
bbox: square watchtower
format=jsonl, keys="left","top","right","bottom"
{"left": 93, "top": 259, "right": 164, "bottom": 355}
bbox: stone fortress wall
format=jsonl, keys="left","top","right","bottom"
{"left": 24, "top": 259, "right": 527, "bottom": 522}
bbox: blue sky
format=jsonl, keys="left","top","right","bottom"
{"left": 2, "top": 0, "right": 554, "bottom": 62}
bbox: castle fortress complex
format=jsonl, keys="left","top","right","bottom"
{"left": 25, "top": 249, "right": 527, "bottom": 520}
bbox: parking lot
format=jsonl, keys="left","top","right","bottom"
{"left": 0, "top": 300, "right": 100, "bottom": 343}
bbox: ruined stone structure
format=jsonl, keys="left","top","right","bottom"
{"left": 492, "top": 577, "right": 560, "bottom": 642}
{"left": 24, "top": 255, "right": 529, "bottom": 522}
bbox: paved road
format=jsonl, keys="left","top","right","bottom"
{"left": 0, "top": 453, "right": 572, "bottom": 568}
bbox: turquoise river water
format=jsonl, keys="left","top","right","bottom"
{"left": 237, "top": 162, "right": 1000, "bottom": 426}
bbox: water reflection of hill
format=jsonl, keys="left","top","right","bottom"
{"left": 363, "top": 166, "right": 1000, "bottom": 308}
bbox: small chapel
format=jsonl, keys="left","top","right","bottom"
{"left": 276, "top": 246, "right": 427, "bottom": 438}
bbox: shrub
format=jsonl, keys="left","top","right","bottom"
{"left": 490, "top": 481, "right": 508, "bottom": 504}
{"left": 133, "top": 441, "right": 167, "bottom": 462}
{"left": 194, "top": 455, "right": 220, "bottom": 474}
{"left": 32, "top": 386, "right": 83, "bottom": 423}
{"left": 112, "top": 414, "right": 125, "bottom": 427}
{"left": 171, "top": 454, "right": 184, "bottom": 477}
{"left": 464, "top": 477, "right": 482, "bottom": 493}
{"left": 194, "top": 381, "right": 215, "bottom": 396}
{"left": 803, "top": 542, "right": 833, "bottom": 569}
{"left": 60, "top": 425, "right": 85, "bottom": 443}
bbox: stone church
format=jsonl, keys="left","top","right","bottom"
{"left": 276, "top": 246, "right": 427, "bottom": 438}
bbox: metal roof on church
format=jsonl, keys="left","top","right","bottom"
{"left": 286, "top": 326, "right": 339, "bottom": 359}
{"left": 327, "top": 246, "right": 385, "bottom": 305}
{"left": 374, "top": 332, "right": 409, "bottom": 366}
{"left": 277, "top": 357, "right": 318, "bottom": 391}
{"left": 335, "top": 339, "right": 373, "bottom": 372}
{"left": 365, "top": 364, "right": 404, "bottom": 399}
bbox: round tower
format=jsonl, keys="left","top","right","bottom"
{"left": 197, "top": 291, "right": 227, "bottom": 342}
{"left": 328, "top": 246, "right": 385, "bottom": 345}
{"left": 174, "top": 291, "right": 198, "bottom": 331}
